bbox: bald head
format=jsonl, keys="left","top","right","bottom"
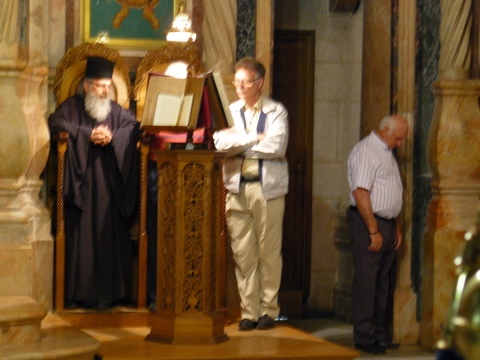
{"left": 377, "top": 115, "right": 409, "bottom": 150}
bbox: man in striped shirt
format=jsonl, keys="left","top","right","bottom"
{"left": 347, "top": 115, "right": 409, "bottom": 355}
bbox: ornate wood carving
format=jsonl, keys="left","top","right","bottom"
{"left": 157, "top": 161, "right": 177, "bottom": 313}
{"left": 147, "top": 150, "right": 227, "bottom": 345}
{"left": 182, "top": 163, "right": 206, "bottom": 313}
{"left": 54, "top": 131, "right": 68, "bottom": 311}
{"left": 137, "top": 133, "right": 152, "bottom": 309}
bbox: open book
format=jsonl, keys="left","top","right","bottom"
{"left": 141, "top": 73, "right": 232, "bottom": 132}
{"left": 141, "top": 75, "right": 204, "bottom": 129}
{"left": 153, "top": 93, "right": 194, "bottom": 127}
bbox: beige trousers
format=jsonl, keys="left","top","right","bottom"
{"left": 226, "top": 182, "right": 284, "bottom": 321}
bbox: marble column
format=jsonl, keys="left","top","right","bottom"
{"left": 421, "top": 0, "right": 480, "bottom": 348}
{"left": 0, "top": 0, "right": 53, "bottom": 311}
{"left": 360, "top": 0, "right": 392, "bottom": 137}
{"left": 361, "top": 0, "right": 419, "bottom": 344}
{"left": 236, "top": 0, "right": 273, "bottom": 96}
{"left": 393, "top": 0, "right": 419, "bottom": 345}
{"left": 201, "top": 0, "right": 236, "bottom": 74}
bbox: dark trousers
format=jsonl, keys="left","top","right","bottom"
{"left": 348, "top": 207, "right": 397, "bottom": 345}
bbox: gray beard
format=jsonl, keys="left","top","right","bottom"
{"left": 84, "top": 91, "right": 112, "bottom": 122}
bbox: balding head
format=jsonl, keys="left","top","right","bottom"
{"left": 377, "top": 115, "right": 409, "bottom": 150}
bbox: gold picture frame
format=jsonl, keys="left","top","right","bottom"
{"left": 82, "top": 0, "right": 178, "bottom": 50}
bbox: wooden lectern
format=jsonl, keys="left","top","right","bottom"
{"left": 140, "top": 70, "right": 232, "bottom": 344}
{"left": 146, "top": 149, "right": 227, "bottom": 345}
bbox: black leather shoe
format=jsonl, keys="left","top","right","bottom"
{"left": 257, "top": 315, "right": 275, "bottom": 330}
{"left": 238, "top": 319, "right": 257, "bottom": 331}
{"left": 376, "top": 340, "right": 400, "bottom": 349}
{"left": 355, "top": 343, "right": 386, "bottom": 355}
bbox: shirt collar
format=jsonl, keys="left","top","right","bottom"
{"left": 242, "top": 97, "right": 263, "bottom": 113}
{"left": 371, "top": 131, "right": 390, "bottom": 152}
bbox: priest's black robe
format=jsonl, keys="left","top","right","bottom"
{"left": 49, "top": 96, "right": 140, "bottom": 307}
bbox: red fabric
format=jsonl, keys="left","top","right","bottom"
{"left": 198, "top": 86, "right": 212, "bottom": 128}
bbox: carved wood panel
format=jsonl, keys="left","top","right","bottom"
{"left": 148, "top": 150, "right": 227, "bottom": 345}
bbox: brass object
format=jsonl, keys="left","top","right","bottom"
{"left": 440, "top": 214, "right": 480, "bottom": 360}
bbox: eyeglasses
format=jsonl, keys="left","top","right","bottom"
{"left": 90, "top": 82, "right": 112, "bottom": 91}
{"left": 232, "top": 78, "right": 260, "bottom": 88}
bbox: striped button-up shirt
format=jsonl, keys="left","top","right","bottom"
{"left": 348, "top": 131, "right": 403, "bottom": 219}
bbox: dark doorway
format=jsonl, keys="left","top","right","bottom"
{"left": 272, "top": 30, "right": 315, "bottom": 317}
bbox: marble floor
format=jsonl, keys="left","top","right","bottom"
{"left": 285, "top": 318, "right": 437, "bottom": 360}
{"left": 43, "top": 313, "right": 437, "bottom": 360}
{"left": 85, "top": 318, "right": 437, "bottom": 360}
{"left": 81, "top": 319, "right": 358, "bottom": 360}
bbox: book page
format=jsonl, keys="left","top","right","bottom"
{"left": 177, "top": 94, "right": 194, "bottom": 127}
{"left": 152, "top": 94, "right": 182, "bottom": 126}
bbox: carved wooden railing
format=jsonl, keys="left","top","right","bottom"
{"left": 54, "top": 131, "right": 68, "bottom": 311}
{"left": 218, "top": 168, "right": 227, "bottom": 315}
{"left": 137, "top": 132, "right": 152, "bottom": 309}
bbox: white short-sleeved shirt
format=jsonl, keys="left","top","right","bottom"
{"left": 348, "top": 131, "right": 403, "bottom": 219}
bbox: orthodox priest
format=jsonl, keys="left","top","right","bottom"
{"left": 49, "top": 57, "right": 140, "bottom": 310}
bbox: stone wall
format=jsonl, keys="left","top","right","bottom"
{"left": 275, "top": 0, "right": 363, "bottom": 315}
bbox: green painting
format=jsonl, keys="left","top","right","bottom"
{"left": 84, "top": 0, "right": 176, "bottom": 50}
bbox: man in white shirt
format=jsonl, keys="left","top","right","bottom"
{"left": 213, "top": 57, "right": 289, "bottom": 331}
{"left": 347, "top": 115, "right": 408, "bottom": 354}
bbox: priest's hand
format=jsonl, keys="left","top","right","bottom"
{"left": 91, "top": 125, "right": 113, "bottom": 146}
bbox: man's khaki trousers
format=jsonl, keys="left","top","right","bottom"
{"left": 226, "top": 181, "right": 284, "bottom": 321}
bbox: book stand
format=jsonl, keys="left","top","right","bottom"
{"left": 140, "top": 73, "right": 231, "bottom": 344}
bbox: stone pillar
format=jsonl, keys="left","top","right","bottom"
{"left": 0, "top": 0, "right": 53, "bottom": 310}
{"left": 420, "top": 0, "right": 480, "bottom": 348}
{"left": 392, "top": 0, "right": 419, "bottom": 345}
{"left": 255, "top": 0, "right": 273, "bottom": 95}
{"left": 361, "top": 0, "right": 419, "bottom": 344}
{"left": 421, "top": 79, "right": 480, "bottom": 347}
{"left": 360, "top": 0, "right": 392, "bottom": 137}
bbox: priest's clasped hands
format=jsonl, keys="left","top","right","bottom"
{"left": 91, "top": 125, "right": 112, "bottom": 146}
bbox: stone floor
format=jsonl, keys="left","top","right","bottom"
{"left": 81, "top": 318, "right": 358, "bottom": 360}
{"left": 40, "top": 312, "right": 439, "bottom": 360}
{"left": 285, "top": 318, "right": 437, "bottom": 360}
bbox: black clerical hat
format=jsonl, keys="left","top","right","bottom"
{"left": 85, "top": 57, "right": 115, "bottom": 79}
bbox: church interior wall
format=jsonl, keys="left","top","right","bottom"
{"left": 43, "top": 0, "right": 363, "bottom": 317}
{"left": 275, "top": 0, "right": 363, "bottom": 315}
{"left": 5, "top": 0, "right": 476, "bottom": 350}
{"left": 48, "top": 0, "right": 67, "bottom": 115}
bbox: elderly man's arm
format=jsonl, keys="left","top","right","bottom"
{"left": 352, "top": 187, "right": 383, "bottom": 253}
{"left": 213, "top": 127, "right": 258, "bottom": 156}
{"left": 394, "top": 216, "right": 402, "bottom": 250}
{"left": 244, "top": 104, "right": 288, "bottom": 160}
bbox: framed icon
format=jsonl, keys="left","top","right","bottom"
{"left": 82, "top": 0, "right": 177, "bottom": 50}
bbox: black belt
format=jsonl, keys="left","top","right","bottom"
{"left": 241, "top": 176, "right": 260, "bottom": 183}
{"left": 349, "top": 206, "right": 394, "bottom": 222}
